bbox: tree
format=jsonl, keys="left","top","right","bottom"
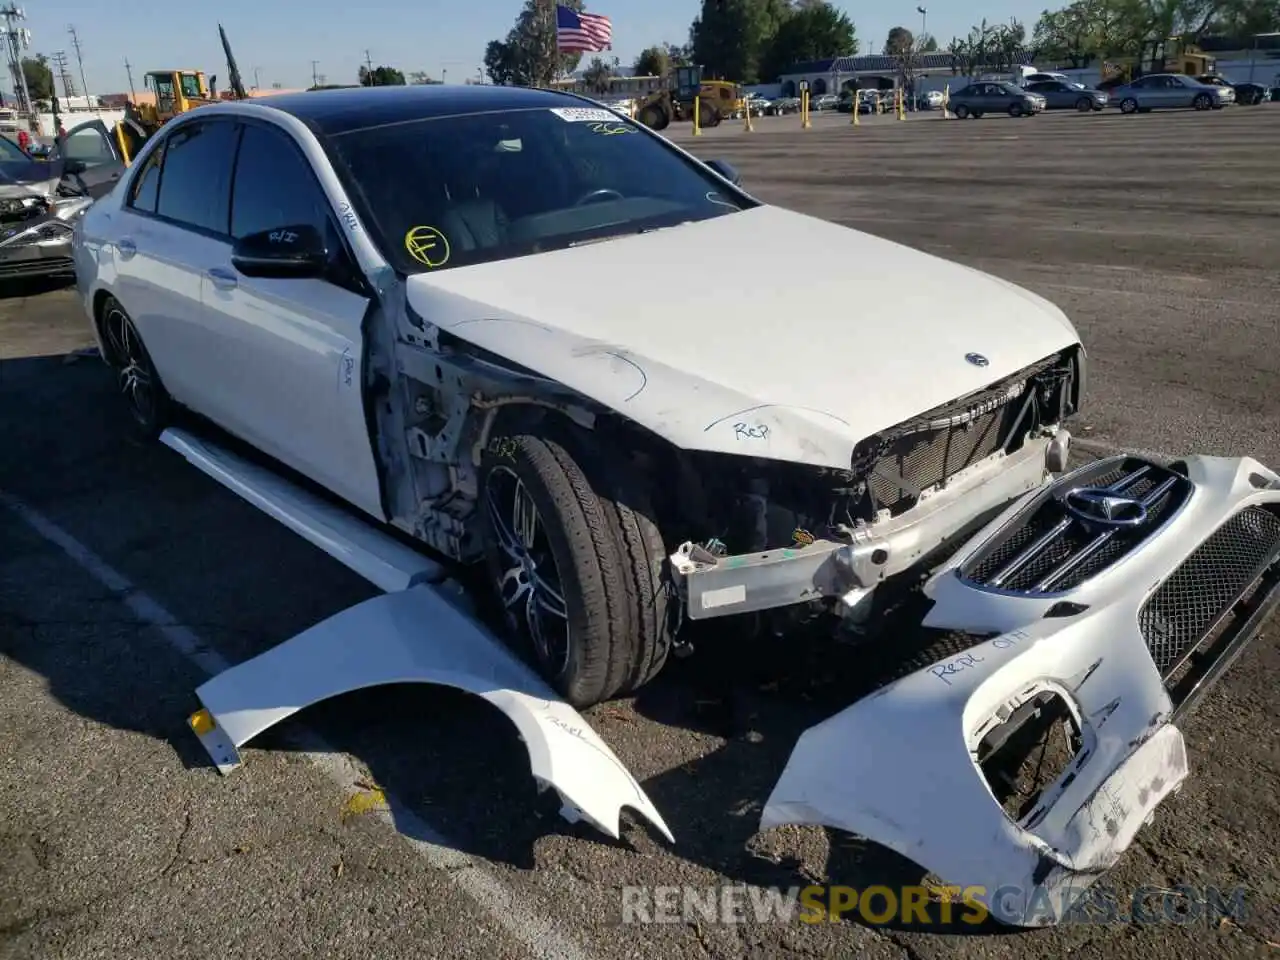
{"left": 483, "top": 0, "right": 586, "bottom": 87}
{"left": 946, "top": 18, "right": 1030, "bottom": 75}
{"left": 22, "top": 56, "right": 54, "bottom": 102}
{"left": 884, "top": 25, "right": 914, "bottom": 55}
{"left": 359, "top": 65, "right": 406, "bottom": 86}
{"left": 759, "top": 2, "right": 857, "bottom": 82}
{"left": 407, "top": 70, "right": 440, "bottom": 84}
{"left": 633, "top": 45, "right": 671, "bottom": 77}
{"left": 689, "top": 0, "right": 792, "bottom": 82}
{"left": 582, "top": 55, "right": 618, "bottom": 93}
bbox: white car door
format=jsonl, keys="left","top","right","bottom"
{"left": 109, "top": 117, "right": 240, "bottom": 416}
{"left": 198, "top": 118, "right": 384, "bottom": 521}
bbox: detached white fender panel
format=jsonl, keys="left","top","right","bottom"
{"left": 190, "top": 583, "right": 672, "bottom": 844}
{"left": 763, "top": 454, "right": 1280, "bottom": 926}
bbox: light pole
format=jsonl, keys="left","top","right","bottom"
{"left": 917, "top": 6, "right": 927, "bottom": 42}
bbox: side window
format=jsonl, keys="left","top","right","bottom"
{"left": 154, "top": 120, "right": 239, "bottom": 233}
{"left": 181, "top": 74, "right": 203, "bottom": 98}
{"left": 63, "top": 124, "right": 116, "bottom": 167}
{"left": 229, "top": 123, "right": 330, "bottom": 239}
{"left": 127, "top": 143, "right": 164, "bottom": 213}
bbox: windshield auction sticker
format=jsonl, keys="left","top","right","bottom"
{"left": 405, "top": 225, "right": 450, "bottom": 268}
{"left": 549, "top": 107, "right": 621, "bottom": 123}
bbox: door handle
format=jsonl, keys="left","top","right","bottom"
{"left": 206, "top": 266, "right": 238, "bottom": 290}
{"left": 116, "top": 237, "right": 136, "bottom": 258}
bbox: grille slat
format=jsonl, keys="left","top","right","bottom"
{"left": 959, "top": 458, "right": 1193, "bottom": 595}
{"left": 1138, "top": 506, "right": 1280, "bottom": 680}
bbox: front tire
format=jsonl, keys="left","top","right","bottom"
{"left": 1194, "top": 93, "right": 1212, "bottom": 110}
{"left": 478, "top": 430, "right": 672, "bottom": 708}
{"left": 1076, "top": 97, "right": 1093, "bottom": 112}
{"left": 99, "top": 297, "right": 170, "bottom": 441}
{"left": 953, "top": 104, "right": 970, "bottom": 119}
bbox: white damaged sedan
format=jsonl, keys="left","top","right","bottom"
{"left": 73, "top": 84, "right": 1280, "bottom": 925}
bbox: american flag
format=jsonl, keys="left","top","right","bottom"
{"left": 555, "top": 4, "right": 612, "bottom": 53}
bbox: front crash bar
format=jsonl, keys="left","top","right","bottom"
{"left": 186, "top": 582, "right": 673, "bottom": 845}
{"left": 762, "top": 455, "right": 1280, "bottom": 926}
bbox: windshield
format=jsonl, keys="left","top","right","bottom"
{"left": 327, "top": 105, "right": 751, "bottom": 275}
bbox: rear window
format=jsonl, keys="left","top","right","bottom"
{"left": 326, "top": 105, "right": 751, "bottom": 275}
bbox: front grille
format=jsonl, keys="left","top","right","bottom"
{"left": 0, "top": 256, "right": 73, "bottom": 278}
{"left": 1139, "top": 506, "right": 1280, "bottom": 682}
{"left": 959, "top": 457, "right": 1192, "bottom": 594}
{"left": 858, "top": 352, "right": 1075, "bottom": 517}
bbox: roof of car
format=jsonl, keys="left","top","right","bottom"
{"left": 249, "top": 83, "right": 591, "bottom": 136}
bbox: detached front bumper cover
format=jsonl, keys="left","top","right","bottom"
{"left": 762, "top": 455, "right": 1280, "bottom": 926}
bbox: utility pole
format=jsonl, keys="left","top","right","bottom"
{"left": 311, "top": 59, "right": 319, "bottom": 87}
{"left": 0, "top": 4, "right": 33, "bottom": 117}
{"left": 363, "top": 49, "right": 374, "bottom": 85}
{"left": 124, "top": 57, "right": 136, "bottom": 98}
{"left": 51, "top": 49, "right": 76, "bottom": 103}
{"left": 68, "top": 23, "right": 90, "bottom": 104}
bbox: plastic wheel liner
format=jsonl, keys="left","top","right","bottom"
{"left": 762, "top": 455, "right": 1280, "bottom": 926}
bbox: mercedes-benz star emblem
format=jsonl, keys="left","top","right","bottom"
{"left": 1062, "top": 487, "right": 1149, "bottom": 528}
{"left": 965, "top": 353, "right": 989, "bottom": 367}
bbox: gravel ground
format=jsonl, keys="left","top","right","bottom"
{"left": 2, "top": 105, "right": 1278, "bottom": 960}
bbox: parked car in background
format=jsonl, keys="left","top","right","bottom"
{"left": 809, "top": 93, "right": 839, "bottom": 111}
{"left": 1109, "top": 73, "right": 1234, "bottom": 113}
{"left": 914, "top": 90, "right": 945, "bottom": 110}
{"left": 765, "top": 97, "right": 801, "bottom": 115}
{"left": 948, "top": 81, "right": 1046, "bottom": 118}
{"left": 0, "top": 118, "right": 123, "bottom": 286}
{"left": 1024, "top": 79, "right": 1108, "bottom": 112}
{"left": 1193, "top": 74, "right": 1269, "bottom": 103}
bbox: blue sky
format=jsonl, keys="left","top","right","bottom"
{"left": 18, "top": 0, "right": 1044, "bottom": 96}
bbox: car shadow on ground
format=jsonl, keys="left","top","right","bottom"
{"left": 0, "top": 276, "right": 75, "bottom": 300}
{"left": 1, "top": 349, "right": 1022, "bottom": 938}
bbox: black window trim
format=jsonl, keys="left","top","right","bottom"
{"left": 227, "top": 115, "right": 369, "bottom": 296}
{"left": 122, "top": 114, "right": 238, "bottom": 241}
{"left": 119, "top": 111, "right": 366, "bottom": 293}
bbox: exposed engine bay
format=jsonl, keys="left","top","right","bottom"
{"left": 648, "top": 347, "right": 1082, "bottom": 556}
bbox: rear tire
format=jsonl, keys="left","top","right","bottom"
{"left": 478, "top": 429, "right": 672, "bottom": 708}
{"left": 1120, "top": 97, "right": 1138, "bottom": 114}
{"left": 954, "top": 104, "right": 970, "bottom": 119}
{"left": 98, "top": 296, "right": 170, "bottom": 441}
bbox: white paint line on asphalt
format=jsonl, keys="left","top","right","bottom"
{"left": 0, "top": 490, "right": 594, "bottom": 960}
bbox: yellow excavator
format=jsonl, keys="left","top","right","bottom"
{"left": 114, "top": 24, "right": 248, "bottom": 164}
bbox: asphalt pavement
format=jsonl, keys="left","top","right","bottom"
{"left": 2, "top": 106, "right": 1278, "bottom": 960}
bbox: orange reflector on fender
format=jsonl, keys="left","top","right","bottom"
{"left": 189, "top": 708, "right": 215, "bottom": 736}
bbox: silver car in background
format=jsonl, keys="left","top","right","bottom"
{"left": 1110, "top": 73, "right": 1234, "bottom": 113}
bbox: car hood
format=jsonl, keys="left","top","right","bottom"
{"left": 0, "top": 159, "right": 60, "bottom": 200}
{"left": 403, "top": 205, "right": 1080, "bottom": 470}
